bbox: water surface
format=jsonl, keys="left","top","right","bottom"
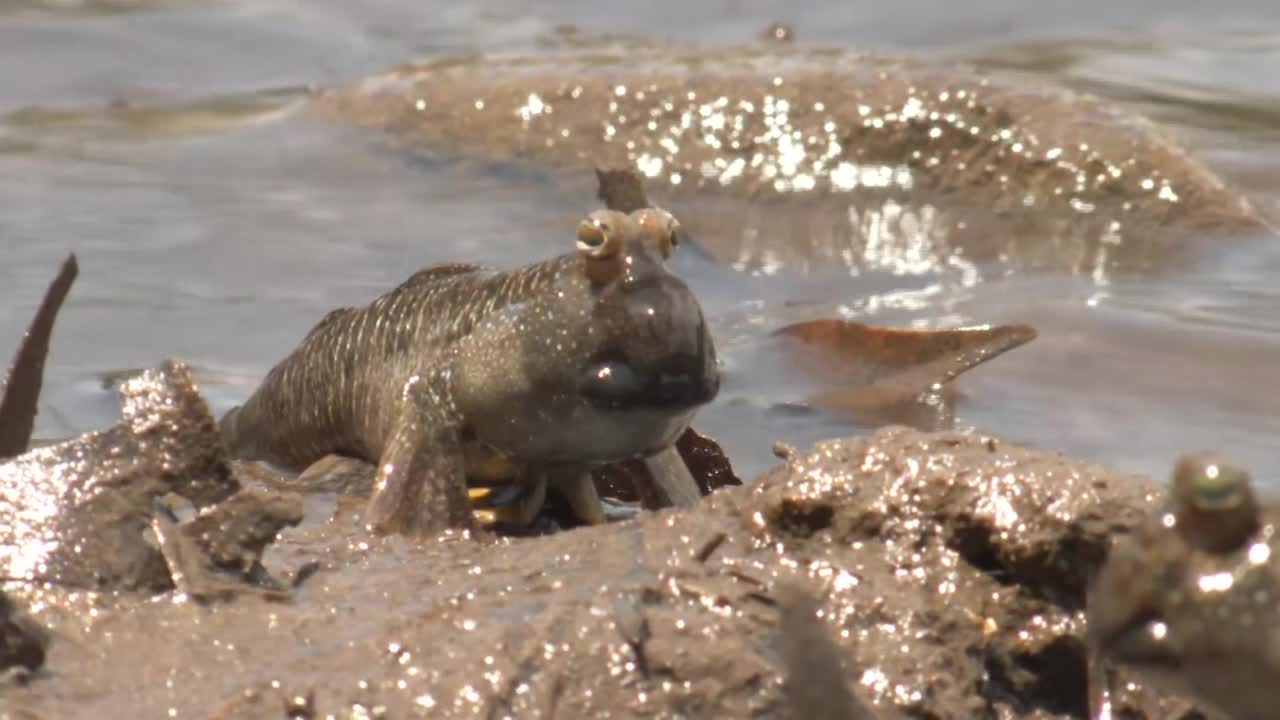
{"left": 2, "top": 0, "right": 1279, "bottom": 487}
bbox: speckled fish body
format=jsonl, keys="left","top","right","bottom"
{"left": 220, "top": 211, "right": 718, "bottom": 533}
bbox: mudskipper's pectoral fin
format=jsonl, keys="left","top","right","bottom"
{"left": 558, "top": 470, "right": 607, "bottom": 525}
{"left": 367, "top": 421, "right": 473, "bottom": 535}
{"left": 365, "top": 384, "right": 474, "bottom": 536}
{"left": 641, "top": 446, "right": 703, "bottom": 508}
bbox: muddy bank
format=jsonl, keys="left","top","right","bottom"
{"left": 316, "top": 43, "right": 1271, "bottom": 279}
{"left": 2, "top": 426, "right": 1216, "bottom": 719}
{"left": 0, "top": 361, "right": 303, "bottom": 597}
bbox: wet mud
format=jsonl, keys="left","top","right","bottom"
{"left": 0, "top": 421, "right": 1226, "bottom": 719}
{"left": 0, "top": 302, "right": 305, "bottom": 678}
{"left": 0, "top": 360, "right": 302, "bottom": 595}
{"left": 317, "top": 42, "right": 1272, "bottom": 280}
{"left": 0, "top": 255, "right": 76, "bottom": 680}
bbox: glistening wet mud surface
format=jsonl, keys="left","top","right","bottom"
{"left": 2, "top": 424, "right": 1214, "bottom": 719}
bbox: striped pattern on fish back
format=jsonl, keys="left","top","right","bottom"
{"left": 219, "top": 256, "right": 574, "bottom": 470}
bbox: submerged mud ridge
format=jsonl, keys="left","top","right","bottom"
{"left": 318, "top": 43, "right": 1271, "bottom": 279}
{"left": 2, "top": 426, "right": 1218, "bottom": 719}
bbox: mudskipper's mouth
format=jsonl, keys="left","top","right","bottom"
{"left": 580, "top": 351, "right": 720, "bottom": 412}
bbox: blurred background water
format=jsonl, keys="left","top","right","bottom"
{"left": 2, "top": 0, "right": 1279, "bottom": 487}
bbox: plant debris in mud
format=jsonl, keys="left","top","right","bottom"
{"left": 0, "top": 253, "right": 77, "bottom": 460}
{"left": 774, "top": 582, "right": 876, "bottom": 720}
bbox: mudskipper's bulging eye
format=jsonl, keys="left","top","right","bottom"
{"left": 1171, "top": 453, "right": 1261, "bottom": 553}
{"left": 577, "top": 210, "right": 629, "bottom": 286}
{"left": 1176, "top": 455, "right": 1251, "bottom": 512}
{"left": 577, "top": 219, "right": 607, "bottom": 252}
{"left": 631, "top": 208, "right": 681, "bottom": 258}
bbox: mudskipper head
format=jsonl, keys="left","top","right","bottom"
{"left": 452, "top": 207, "right": 719, "bottom": 465}
{"left": 572, "top": 208, "right": 719, "bottom": 420}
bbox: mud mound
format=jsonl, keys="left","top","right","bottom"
{"left": 3, "top": 427, "right": 1207, "bottom": 718}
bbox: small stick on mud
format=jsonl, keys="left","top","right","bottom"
{"left": 0, "top": 254, "right": 78, "bottom": 459}
{"left": 692, "top": 531, "right": 727, "bottom": 563}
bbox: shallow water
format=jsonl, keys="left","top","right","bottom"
{"left": 2, "top": 0, "right": 1280, "bottom": 488}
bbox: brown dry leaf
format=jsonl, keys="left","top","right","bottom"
{"left": 0, "top": 253, "right": 78, "bottom": 459}
{"left": 777, "top": 318, "right": 1036, "bottom": 430}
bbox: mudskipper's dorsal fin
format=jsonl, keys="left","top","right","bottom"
{"left": 303, "top": 264, "right": 486, "bottom": 343}
{"left": 395, "top": 262, "right": 486, "bottom": 292}
{"left": 303, "top": 306, "right": 358, "bottom": 342}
